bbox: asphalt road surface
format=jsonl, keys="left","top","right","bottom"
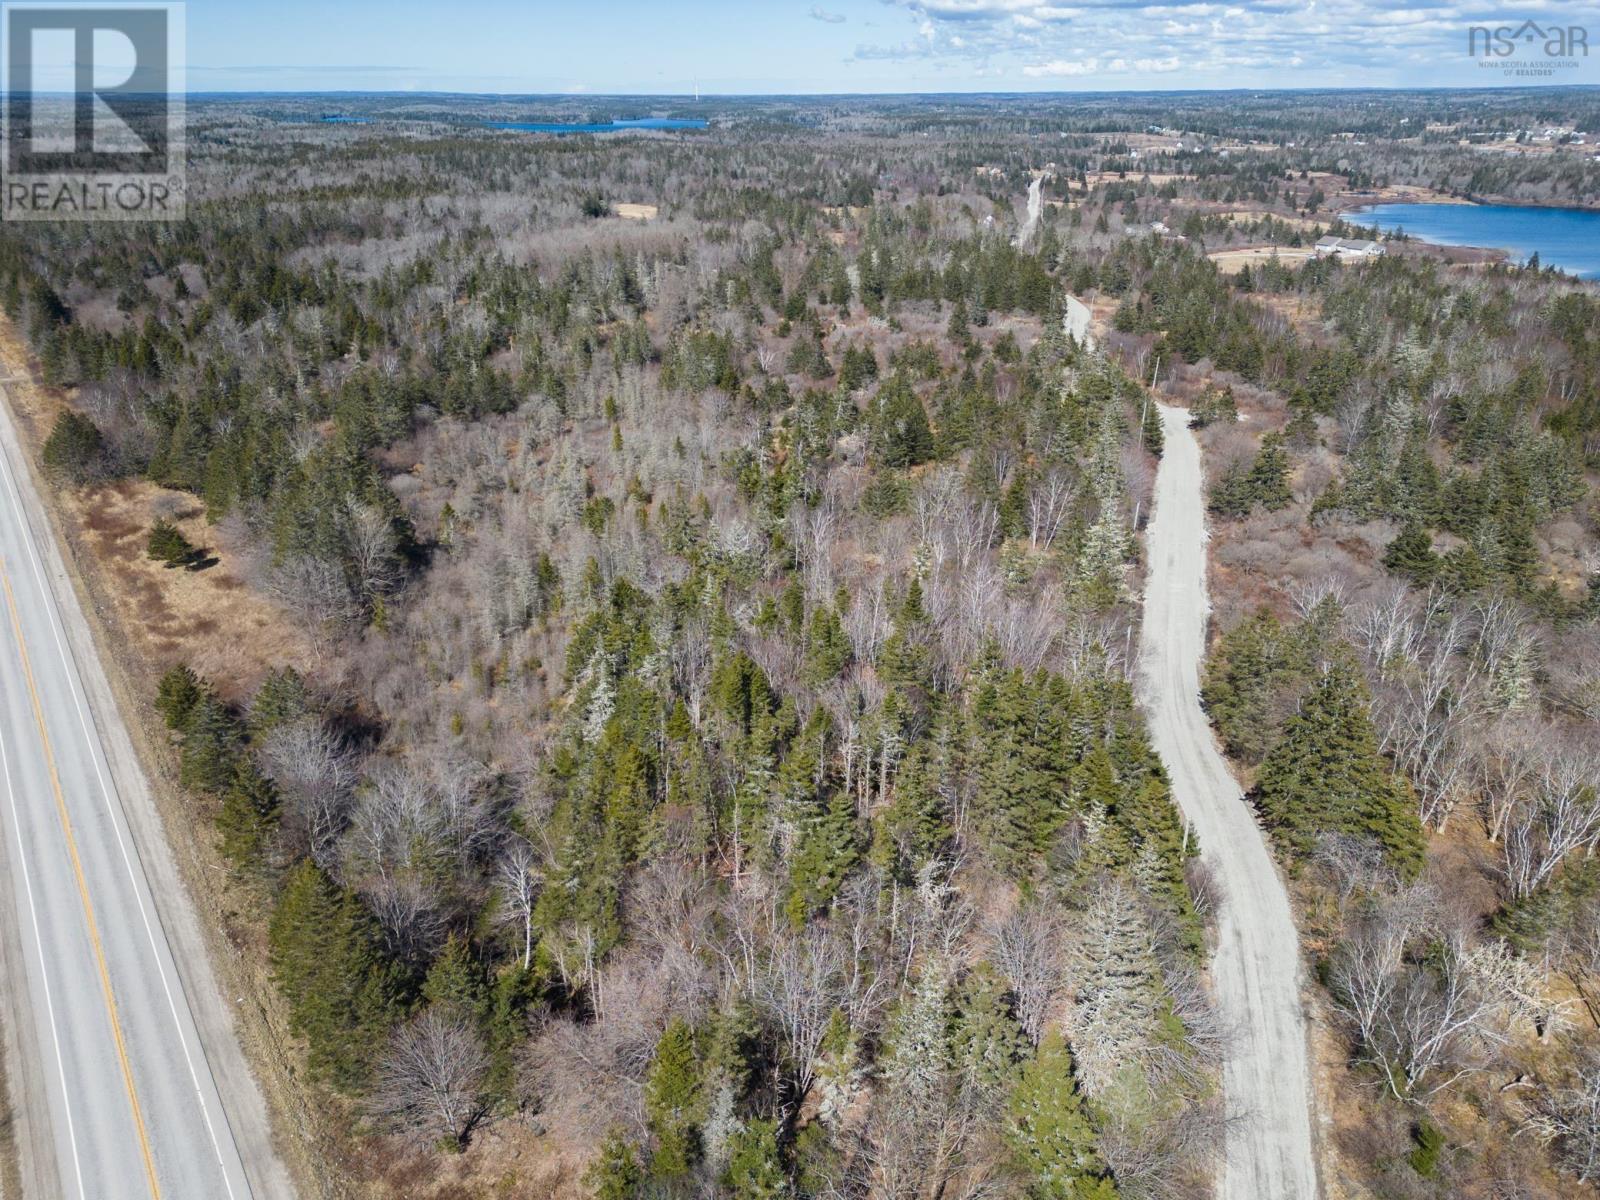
{"left": 0, "top": 389, "right": 290, "bottom": 1199}
{"left": 1138, "top": 401, "right": 1320, "bottom": 1200}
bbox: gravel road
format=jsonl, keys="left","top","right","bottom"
{"left": 1137, "top": 400, "right": 1320, "bottom": 1200}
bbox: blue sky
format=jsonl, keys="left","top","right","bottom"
{"left": 184, "top": 0, "right": 1600, "bottom": 93}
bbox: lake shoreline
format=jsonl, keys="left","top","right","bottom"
{"left": 1348, "top": 200, "right": 1600, "bottom": 280}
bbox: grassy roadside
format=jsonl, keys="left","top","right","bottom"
{"left": 0, "top": 317, "right": 344, "bottom": 1200}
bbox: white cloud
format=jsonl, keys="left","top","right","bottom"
{"left": 809, "top": 5, "right": 847, "bottom": 22}
{"left": 872, "top": 0, "right": 1599, "bottom": 84}
{"left": 1022, "top": 57, "right": 1102, "bottom": 74}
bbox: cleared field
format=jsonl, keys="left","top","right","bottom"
{"left": 614, "top": 202, "right": 658, "bottom": 220}
{"left": 1208, "top": 245, "right": 1316, "bottom": 271}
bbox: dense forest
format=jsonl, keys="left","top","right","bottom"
{"left": 1, "top": 91, "right": 1597, "bottom": 1200}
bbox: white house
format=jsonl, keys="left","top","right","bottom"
{"left": 1314, "top": 236, "right": 1386, "bottom": 260}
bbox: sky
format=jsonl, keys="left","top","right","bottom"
{"left": 179, "top": 0, "right": 1600, "bottom": 94}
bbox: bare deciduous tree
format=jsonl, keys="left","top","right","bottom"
{"left": 1523, "top": 1047, "right": 1600, "bottom": 1186}
{"left": 988, "top": 901, "right": 1066, "bottom": 1044}
{"left": 371, "top": 1012, "right": 490, "bottom": 1148}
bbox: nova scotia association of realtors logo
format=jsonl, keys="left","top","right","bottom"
{"left": 1, "top": 2, "right": 185, "bottom": 220}
{"left": 1468, "top": 20, "right": 1589, "bottom": 77}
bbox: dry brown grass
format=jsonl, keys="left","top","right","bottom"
{"left": 63, "top": 481, "right": 311, "bottom": 696}
{"left": 1215, "top": 211, "right": 1328, "bottom": 233}
{"left": 1207, "top": 246, "right": 1317, "bottom": 272}
{"left": 613, "top": 202, "right": 657, "bottom": 221}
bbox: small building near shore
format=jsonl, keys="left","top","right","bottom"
{"left": 1314, "top": 235, "right": 1385, "bottom": 260}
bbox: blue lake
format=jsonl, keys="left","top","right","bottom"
{"left": 486, "top": 117, "right": 706, "bottom": 134}
{"left": 1353, "top": 202, "right": 1600, "bottom": 280}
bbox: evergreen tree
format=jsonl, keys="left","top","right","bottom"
{"left": 805, "top": 605, "right": 851, "bottom": 683}
{"left": 1005, "top": 1032, "right": 1118, "bottom": 1199}
{"left": 726, "top": 1120, "right": 789, "bottom": 1200}
{"left": 645, "top": 1017, "right": 700, "bottom": 1177}
{"left": 146, "top": 518, "right": 196, "bottom": 567}
{"left": 41, "top": 409, "right": 105, "bottom": 482}
{"left": 268, "top": 860, "right": 401, "bottom": 1090}
{"left": 423, "top": 934, "right": 488, "bottom": 1025}
{"left": 785, "top": 790, "right": 859, "bottom": 927}
{"left": 1252, "top": 657, "right": 1425, "bottom": 877}
{"left": 972, "top": 668, "right": 1071, "bottom": 872}
{"left": 155, "top": 663, "right": 205, "bottom": 731}
{"left": 951, "top": 967, "right": 1027, "bottom": 1099}
{"left": 586, "top": 1129, "right": 643, "bottom": 1200}
{"left": 871, "top": 374, "right": 935, "bottom": 469}
{"left": 1201, "top": 610, "right": 1311, "bottom": 763}
{"left": 178, "top": 691, "right": 243, "bottom": 793}
{"left": 250, "top": 666, "right": 311, "bottom": 734}
{"left": 1382, "top": 522, "right": 1440, "bottom": 585}
{"left": 216, "top": 757, "right": 279, "bottom": 875}
{"left": 870, "top": 746, "right": 950, "bottom": 881}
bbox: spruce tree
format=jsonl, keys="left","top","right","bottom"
{"left": 951, "top": 967, "right": 1027, "bottom": 1098}
{"left": 785, "top": 790, "right": 859, "bottom": 928}
{"left": 726, "top": 1120, "right": 789, "bottom": 1200}
{"left": 268, "top": 860, "right": 400, "bottom": 1090}
{"left": 1382, "top": 522, "right": 1440, "bottom": 585}
{"left": 216, "top": 757, "right": 279, "bottom": 875}
{"left": 155, "top": 663, "right": 205, "bottom": 731}
{"left": 586, "top": 1129, "right": 642, "bottom": 1200}
{"left": 422, "top": 934, "right": 488, "bottom": 1025}
{"left": 645, "top": 1017, "right": 700, "bottom": 1177}
{"left": 41, "top": 409, "right": 105, "bottom": 482}
{"left": 1005, "top": 1032, "right": 1118, "bottom": 1199}
{"left": 178, "top": 691, "right": 243, "bottom": 793}
{"left": 1252, "top": 657, "right": 1425, "bottom": 877}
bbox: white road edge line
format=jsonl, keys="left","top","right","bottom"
{"left": 0, "top": 444, "right": 243, "bottom": 1200}
{"left": 0, "top": 687, "right": 87, "bottom": 1200}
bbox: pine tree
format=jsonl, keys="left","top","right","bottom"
{"left": 1252, "top": 657, "right": 1425, "bottom": 877}
{"left": 1005, "top": 1032, "right": 1118, "bottom": 1199}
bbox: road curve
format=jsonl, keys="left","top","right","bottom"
{"left": 0, "top": 388, "right": 291, "bottom": 1200}
{"left": 1137, "top": 401, "right": 1319, "bottom": 1200}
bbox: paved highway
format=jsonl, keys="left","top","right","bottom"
{"left": 0, "top": 389, "right": 289, "bottom": 1199}
{"left": 1138, "top": 401, "right": 1320, "bottom": 1199}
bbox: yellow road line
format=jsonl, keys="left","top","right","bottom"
{"left": 0, "top": 562, "right": 162, "bottom": 1200}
